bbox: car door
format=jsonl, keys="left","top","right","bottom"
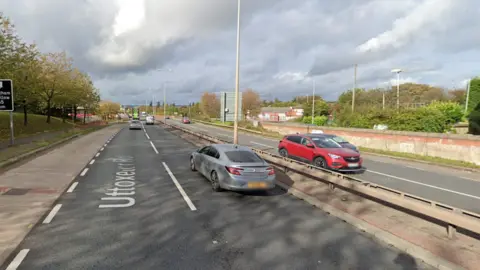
{"left": 285, "top": 135, "right": 302, "bottom": 159}
{"left": 298, "top": 137, "right": 315, "bottom": 162}
{"left": 197, "top": 146, "right": 211, "bottom": 176}
{"left": 204, "top": 147, "right": 220, "bottom": 177}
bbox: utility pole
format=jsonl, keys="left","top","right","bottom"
{"left": 311, "top": 79, "right": 315, "bottom": 124}
{"left": 352, "top": 64, "right": 357, "bottom": 112}
{"left": 163, "top": 82, "right": 167, "bottom": 122}
{"left": 465, "top": 79, "right": 471, "bottom": 114}
{"left": 391, "top": 69, "right": 402, "bottom": 110}
{"left": 233, "top": 0, "right": 241, "bottom": 144}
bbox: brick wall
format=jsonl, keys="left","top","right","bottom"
{"left": 261, "top": 122, "right": 480, "bottom": 165}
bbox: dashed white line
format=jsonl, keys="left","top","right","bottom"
{"left": 162, "top": 162, "right": 197, "bottom": 211}
{"left": 145, "top": 132, "right": 150, "bottom": 139}
{"left": 150, "top": 141, "right": 159, "bottom": 154}
{"left": 95, "top": 153, "right": 100, "bottom": 157}
{"left": 100, "top": 147, "right": 105, "bottom": 151}
{"left": 80, "top": 168, "right": 89, "bottom": 176}
{"left": 250, "top": 141, "right": 272, "bottom": 148}
{"left": 404, "top": 165, "right": 426, "bottom": 171}
{"left": 67, "top": 182, "right": 78, "bottom": 193}
{"left": 42, "top": 204, "right": 62, "bottom": 224}
{"left": 366, "top": 169, "right": 480, "bottom": 200}
{"left": 6, "top": 249, "right": 29, "bottom": 270}
{"left": 89, "top": 159, "right": 95, "bottom": 165}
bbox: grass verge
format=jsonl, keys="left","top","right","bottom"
{"left": 0, "top": 124, "right": 106, "bottom": 163}
{"left": 359, "top": 147, "right": 480, "bottom": 170}
{"left": 0, "top": 112, "right": 74, "bottom": 141}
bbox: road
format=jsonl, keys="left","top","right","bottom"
{"left": 2, "top": 123, "right": 432, "bottom": 270}
{"left": 167, "top": 119, "right": 480, "bottom": 214}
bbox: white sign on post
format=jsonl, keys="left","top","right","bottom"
{"left": 0, "top": 79, "right": 14, "bottom": 145}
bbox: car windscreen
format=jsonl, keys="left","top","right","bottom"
{"left": 331, "top": 136, "right": 348, "bottom": 143}
{"left": 311, "top": 137, "right": 342, "bottom": 148}
{"left": 224, "top": 150, "right": 263, "bottom": 163}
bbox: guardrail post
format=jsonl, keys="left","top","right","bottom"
{"left": 447, "top": 224, "right": 457, "bottom": 239}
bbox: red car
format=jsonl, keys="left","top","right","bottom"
{"left": 182, "top": 117, "right": 190, "bottom": 124}
{"left": 278, "top": 134, "right": 364, "bottom": 173}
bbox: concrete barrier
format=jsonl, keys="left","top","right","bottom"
{"left": 261, "top": 122, "right": 480, "bottom": 166}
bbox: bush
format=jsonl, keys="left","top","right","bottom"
{"left": 468, "top": 102, "right": 480, "bottom": 135}
{"left": 302, "top": 116, "right": 328, "bottom": 126}
{"left": 388, "top": 107, "right": 448, "bottom": 132}
{"left": 427, "top": 101, "right": 463, "bottom": 125}
{"left": 335, "top": 108, "right": 394, "bottom": 129}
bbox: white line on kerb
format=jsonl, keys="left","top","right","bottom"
{"left": 250, "top": 141, "right": 272, "bottom": 148}
{"left": 150, "top": 141, "right": 159, "bottom": 154}
{"left": 145, "top": 132, "right": 150, "bottom": 139}
{"left": 42, "top": 204, "right": 62, "bottom": 224}
{"left": 89, "top": 159, "right": 95, "bottom": 165}
{"left": 6, "top": 249, "right": 29, "bottom": 270}
{"left": 104, "top": 144, "right": 107, "bottom": 147}
{"left": 80, "top": 168, "right": 89, "bottom": 176}
{"left": 100, "top": 147, "right": 105, "bottom": 151}
{"left": 67, "top": 182, "right": 78, "bottom": 193}
{"left": 162, "top": 162, "right": 197, "bottom": 211}
{"left": 367, "top": 169, "right": 480, "bottom": 200}
{"left": 95, "top": 153, "right": 100, "bottom": 157}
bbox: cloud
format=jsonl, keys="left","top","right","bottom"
{"left": 1, "top": 0, "right": 479, "bottom": 104}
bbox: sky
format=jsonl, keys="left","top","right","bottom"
{"left": 1, "top": 0, "right": 479, "bottom": 105}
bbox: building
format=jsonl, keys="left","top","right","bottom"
{"left": 258, "top": 106, "right": 304, "bottom": 122}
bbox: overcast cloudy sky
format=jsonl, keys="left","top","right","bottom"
{"left": 1, "top": 0, "right": 479, "bottom": 104}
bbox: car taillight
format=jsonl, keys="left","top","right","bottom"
{"left": 267, "top": 167, "right": 275, "bottom": 175}
{"left": 225, "top": 166, "right": 243, "bottom": 175}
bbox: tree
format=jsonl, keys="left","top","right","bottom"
{"left": 448, "top": 89, "right": 466, "bottom": 105}
{"left": 242, "top": 89, "right": 261, "bottom": 117}
{"left": 200, "top": 92, "right": 220, "bottom": 118}
{"left": 467, "top": 77, "right": 480, "bottom": 114}
{"left": 302, "top": 96, "right": 329, "bottom": 117}
{"left": 98, "top": 101, "right": 120, "bottom": 120}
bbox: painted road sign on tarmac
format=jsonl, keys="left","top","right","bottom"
{"left": 0, "top": 79, "right": 14, "bottom": 111}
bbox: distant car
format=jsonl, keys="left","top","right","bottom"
{"left": 190, "top": 144, "right": 276, "bottom": 192}
{"left": 182, "top": 117, "right": 190, "bottom": 124}
{"left": 146, "top": 116, "right": 155, "bottom": 125}
{"left": 278, "top": 134, "right": 364, "bottom": 173}
{"left": 322, "top": 134, "right": 359, "bottom": 152}
{"left": 129, "top": 120, "right": 142, "bottom": 130}
{"left": 165, "top": 116, "right": 170, "bottom": 119}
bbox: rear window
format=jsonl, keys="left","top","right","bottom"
{"left": 131, "top": 120, "right": 140, "bottom": 123}
{"left": 224, "top": 151, "right": 263, "bottom": 163}
{"left": 331, "top": 136, "right": 348, "bottom": 143}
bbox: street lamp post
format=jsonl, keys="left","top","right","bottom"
{"left": 311, "top": 79, "right": 315, "bottom": 124}
{"left": 391, "top": 69, "right": 402, "bottom": 110}
{"left": 155, "top": 68, "right": 173, "bottom": 122}
{"left": 465, "top": 79, "right": 471, "bottom": 114}
{"left": 233, "top": 0, "right": 241, "bottom": 144}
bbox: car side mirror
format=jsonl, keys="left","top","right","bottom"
{"left": 306, "top": 143, "right": 314, "bottom": 148}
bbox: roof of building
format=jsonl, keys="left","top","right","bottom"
{"left": 260, "top": 107, "right": 292, "bottom": 113}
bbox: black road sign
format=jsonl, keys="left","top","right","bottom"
{"left": 0, "top": 79, "right": 14, "bottom": 111}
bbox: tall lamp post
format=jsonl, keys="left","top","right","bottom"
{"left": 391, "top": 68, "right": 402, "bottom": 110}
{"left": 233, "top": 0, "right": 241, "bottom": 144}
{"left": 156, "top": 68, "right": 173, "bottom": 122}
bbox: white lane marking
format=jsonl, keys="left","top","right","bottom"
{"left": 95, "top": 153, "right": 100, "bottom": 157}
{"left": 404, "top": 165, "right": 425, "bottom": 171}
{"left": 42, "top": 204, "right": 62, "bottom": 224}
{"left": 89, "top": 159, "right": 95, "bottom": 165}
{"left": 100, "top": 147, "right": 105, "bottom": 151}
{"left": 6, "top": 249, "right": 29, "bottom": 270}
{"left": 67, "top": 182, "right": 78, "bottom": 193}
{"left": 250, "top": 141, "right": 272, "bottom": 148}
{"left": 150, "top": 141, "right": 159, "bottom": 154}
{"left": 145, "top": 132, "right": 150, "bottom": 139}
{"left": 461, "top": 176, "right": 480, "bottom": 182}
{"left": 366, "top": 169, "right": 480, "bottom": 200}
{"left": 162, "top": 162, "right": 197, "bottom": 211}
{"left": 104, "top": 144, "right": 107, "bottom": 147}
{"left": 80, "top": 168, "right": 89, "bottom": 176}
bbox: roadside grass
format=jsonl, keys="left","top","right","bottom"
{"left": 195, "top": 118, "right": 480, "bottom": 170}
{"left": 359, "top": 147, "right": 480, "bottom": 170}
{"left": 0, "top": 124, "right": 107, "bottom": 163}
{"left": 0, "top": 112, "right": 74, "bottom": 141}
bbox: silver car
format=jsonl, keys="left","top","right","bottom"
{"left": 129, "top": 120, "right": 142, "bottom": 130}
{"left": 190, "top": 144, "right": 276, "bottom": 192}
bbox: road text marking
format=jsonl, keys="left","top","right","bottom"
{"left": 80, "top": 168, "right": 89, "bottom": 176}
{"left": 67, "top": 182, "right": 78, "bottom": 193}
{"left": 150, "top": 141, "right": 159, "bottom": 154}
{"left": 6, "top": 249, "right": 29, "bottom": 270}
{"left": 162, "top": 162, "right": 197, "bottom": 211}
{"left": 367, "top": 169, "right": 480, "bottom": 200}
{"left": 43, "top": 204, "right": 62, "bottom": 224}
{"left": 99, "top": 156, "right": 136, "bottom": 208}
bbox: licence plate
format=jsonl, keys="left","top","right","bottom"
{"left": 347, "top": 163, "right": 359, "bottom": 168}
{"left": 248, "top": 182, "right": 267, "bottom": 188}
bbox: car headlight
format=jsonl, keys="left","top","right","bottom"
{"left": 328, "top": 153, "right": 341, "bottom": 159}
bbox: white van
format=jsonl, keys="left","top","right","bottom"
{"left": 146, "top": 115, "right": 155, "bottom": 125}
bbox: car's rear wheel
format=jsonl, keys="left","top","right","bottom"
{"left": 210, "top": 171, "right": 222, "bottom": 192}
{"left": 279, "top": 148, "right": 288, "bottom": 157}
{"left": 313, "top": 157, "right": 327, "bottom": 169}
{"left": 190, "top": 157, "right": 196, "bottom": 171}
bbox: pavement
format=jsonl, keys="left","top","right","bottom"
{"left": 1, "top": 123, "right": 434, "bottom": 270}
{"left": 166, "top": 119, "right": 480, "bottom": 214}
